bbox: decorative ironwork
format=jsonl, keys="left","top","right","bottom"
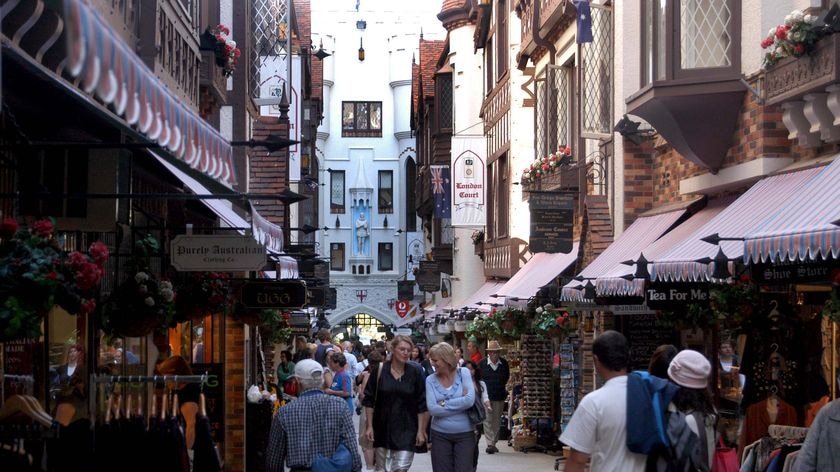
{"left": 582, "top": 4, "right": 613, "bottom": 137}
{"left": 585, "top": 150, "right": 608, "bottom": 197}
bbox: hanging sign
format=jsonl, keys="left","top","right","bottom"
{"left": 241, "top": 280, "right": 307, "bottom": 308}
{"left": 395, "top": 300, "right": 411, "bottom": 318}
{"left": 751, "top": 260, "right": 834, "bottom": 283}
{"left": 171, "top": 235, "right": 266, "bottom": 271}
{"left": 398, "top": 280, "right": 415, "bottom": 301}
{"left": 529, "top": 192, "right": 575, "bottom": 253}
{"left": 417, "top": 261, "right": 441, "bottom": 292}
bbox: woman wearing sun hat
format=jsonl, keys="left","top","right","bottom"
{"left": 668, "top": 349, "right": 717, "bottom": 470}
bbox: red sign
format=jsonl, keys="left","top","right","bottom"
{"left": 395, "top": 300, "right": 411, "bottom": 318}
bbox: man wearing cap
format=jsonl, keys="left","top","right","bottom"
{"left": 559, "top": 330, "right": 646, "bottom": 472}
{"left": 266, "top": 359, "right": 362, "bottom": 472}
{"left": 479, "top": 340, "right": 510, "bottom": 454}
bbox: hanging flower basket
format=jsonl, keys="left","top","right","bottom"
{"left": 521, "top": 146, "right": 574, "bottom": 185}
{"left": 204, "top": 24, "right": 241, "bottom": 77}
{"left": 0, "top": 217, "right": 108, "bottom": 341}
{"left": 174, "top": 271, "right": 231, "bottom": 322}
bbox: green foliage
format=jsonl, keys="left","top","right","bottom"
{"left": 822, "top": 286, "right": 840, "bottom": 324}
{"left": 466, "top": 307, "right": 529, "bottom": 341}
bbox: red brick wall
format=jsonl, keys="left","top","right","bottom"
{"left": 223, "top": 317, "right": 246, "bottom": 471}
{"left": 250, "top": 117, "right": 291, "bottom": 225}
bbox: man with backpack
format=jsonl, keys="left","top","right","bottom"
{"left": 560, "top": 330, "right": 647, "bottom": 472}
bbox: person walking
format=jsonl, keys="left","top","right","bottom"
{"left": 326, "top": 351, "right": 355, "bottom": 414}
{"left": 464, "top": 360, "right": 490, "bottom": 472}
{"left": 425, "top": 343, "right": 476, "bottom": 472}
{"left": 667, "top": 349, "right": 717, "bottom": 471}
{"left": 266, "top": 359, "right": 362, "bottom": 472}
{"left": 363, "top": 335, "right": 428, "bottom": 472}
{"left": 559, "top": 330, "right": 646, "bottom": 472}
{"left": 478, "top": 340, "right": 509, "bottom": 454}
{"left": 357, "top": 350, "right": 385, "bottom": 472}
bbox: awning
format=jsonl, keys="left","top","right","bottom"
{"left": 596, "top": 198, "right": 732, "bottom": 297}
{"left": 650, "top": 166, "right": 822, "bottom": 282}
{"left": 745, "top": 157, "right": 840, "bottom": 263}
{"left": 561, "top": 209, "right": 687, "bottom": 301}
{"left": 454, "top": 281, "right": 506, "bottom": 311}
{"left": 59, "top": 0, "right": 235, "bottom": 186}
{"left": 492, "top": 242, "right": 580, "bottom": 307}
{"left": 152, "top": 152, "right": 248, "bottom": 229}
{"left": 261, "top": 259, "right": 301, "bottom": 280}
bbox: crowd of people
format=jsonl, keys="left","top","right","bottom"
{"left": 265, "top": 329, "right": 840, "bottom": 472}
{"left": 266, "top": 331, "right": 509, "bottom": 472}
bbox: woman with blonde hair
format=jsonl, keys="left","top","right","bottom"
{"left": 426, "top": 343, "right": 477, "bottom": 472}
{"left": 363, "top": 335, "right": 429, "bottom": 472}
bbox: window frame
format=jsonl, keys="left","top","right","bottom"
{"left": 640, "top": 0, "right": 741, "bottom": 88}
{"left": 330, "top": 243, "right": 346, "bottom": 271}
{"left": 341, "top": 101, "right": 383, "bottom": 137}
{"left": 495, "top": 0, "right": 508, "bottom": 81}
{"left": 436, "top": 73, "right": 453, "bottom": 132}
{"left": 378, "top": 242, "right": 394, "bottom": 271}
{"left": 330, "top": 170, "right": 345, "bottom": 214}
{"left": 378, "top": 170, "right": 394, "bottom": 214}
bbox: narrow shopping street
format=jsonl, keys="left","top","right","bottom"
{"left": 406, "top": 441, "right": 564, "bottom": 472}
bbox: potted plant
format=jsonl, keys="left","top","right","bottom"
{"left": 0, "top": 217, "right": 109, "bottom": 341}
{"left": 99, "top": 235, "right": 176, "bottom": 338}
{"left": 174, "top": 271, "right": 232, "bottom": 322}
{"left": 760, "top": 9, "right": 821, "bottom": 68}
{"left": 531, "top": 303, "right": 575, "bottom": 339}
{"left": 204, "top": 24, "right": 241, "bottom": 77}
{"left": 521, "top": 146, "right": 573, "bottom": 185}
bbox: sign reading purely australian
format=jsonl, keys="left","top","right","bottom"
{"left": 528, "top": 191, "right": 574, "bottom": 253}
{"left": 171, "top": 235, "right": 266, "bottom": 271}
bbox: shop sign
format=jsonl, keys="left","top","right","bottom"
{"left": 395, "top": 300, "right": 411, "bottom": 318}
{"left": 752, "top": 260, "right": 834, "bottom": 283}
{"left": 171, "top": 235, "right": 266, "bottom": 271}
{"left": 288, "top": 312, "right": 310, "bottom": 326}
{"left": 528, "top": 192, "right": 575, "bottom": 254}
{"left": 191, "top": 363, "right": 224, "bottom": 442}
{"left": 609, "top": 304, "right": 656, "bottom": 315}
{"left": 289, "top": 325, "right": 310, "bottom": 336}
{"left": 241, "top": 280, "right": 307, "bottom": 308}
{"left": 645, "top": 283, "right": 710, "bottom": 309}
{"left": 306, "top": 287, "right": 329, "bottom": 308}
{"left": 417, "top": 261, "right": 441, "bottom": 292}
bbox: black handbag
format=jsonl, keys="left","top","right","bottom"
{"left": 460, "top": 370, "right": 486, "bottom": 426}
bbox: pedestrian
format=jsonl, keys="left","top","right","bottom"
{"left": 478, "top": 340, "right": 509, "bottom": 455}
{"left": 667, "top": 349, "right": 716, "bottom": 471}
{"left": 795, "top": 397, "right": 840, "bottom": 471}
{"left": 266, "top": 359, "right": 362, "bottom": 472}
{"left": 464, "top": 360, "right": 490, "bottom": 472}
{"left": 358, "top": 350, "right": 384, "bottom": 472}
{"left": 648, "top": 344, "right": 678, "bottom": 379}
{"left": 314, "top": 328, "right": 335, "bottom": 366}
{"left": 292, "top": 336, "right": 309, "bottom": 363}
{"left": 559, "top": 330, "right": 646, "bottom": 472}
{"left": 425, "top": 342, "right": 476, "bottom": 472}
{"left": 466, "top": 339, "right": 482, "bottom": 365}
{"left": 363, "top": 335, "right": 429, "bottom": 472}
{"left": 326, "top": 351, "right": 355, "bottom": 414}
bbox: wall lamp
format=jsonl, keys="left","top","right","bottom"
{"left": 313, "top": 39, "right": 331, "bottom": 60}
{"left": 614, "top": 115, "right": 655, "bottom": 146}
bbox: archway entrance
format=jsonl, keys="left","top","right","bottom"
{"left": 333, "top": 313, "right": 389, "bottom": 346}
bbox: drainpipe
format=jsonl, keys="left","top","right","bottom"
{"left": 531, "top": 0, "right": 556, "bottom": 65}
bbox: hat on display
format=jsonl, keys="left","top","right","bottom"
{"left": 667, "top": 350, "right": 711, "bottom": 389}
{"left": 486, "top": 340, "right": 503, "bottom": 352}
{"left": 293, "top": 359, "right": 324, "bottom": 381}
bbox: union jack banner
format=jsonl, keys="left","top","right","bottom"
{"left": 430, "top": 165, "right": 451, "bottom": 218}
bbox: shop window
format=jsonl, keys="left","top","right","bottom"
{"left": 486, "top": 153, "right": 509, "bottom": 240}
{"left": 534, "top": 64, "right": 572, "bottom": 164}
{"left": 342, "top": 101, "right": 383, "bottom": 137}
{"left": 19, "top": 149, "right": 88, "bottom": 218}
{"left": 404, "top": 158, "right": 417, "bottom": 232}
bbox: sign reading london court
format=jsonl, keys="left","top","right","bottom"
{"left": 241, "top": 280, "right": 307, "bottom": 308}
{"left": 171, "top": 235, "right": 266, "bottom": 271}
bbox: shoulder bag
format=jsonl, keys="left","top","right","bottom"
{"left": 460, "top": 369, "right": 486, "bottom": 426}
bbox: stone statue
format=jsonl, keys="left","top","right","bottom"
{"left": 355, "top": 212, "right": 369, "bottom": 255}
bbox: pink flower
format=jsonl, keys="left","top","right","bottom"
{"left": 31, "top": 219, "right": 54, "bottom": 238}
{"left": 74, "top": 262, "right": 103, "bottom": 290}
{"left": 775, "top": 25, "right": 787, "bottom": 40}
{"left": 66, "top": 251, "right": 89, "bottom": 270}
{"left": 760, "top": 36, "right": 774, "bottom": 49}
{"left": 0, "top": 217, "right": 18, "bottom": 239}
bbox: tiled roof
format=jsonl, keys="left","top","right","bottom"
{"left": 412, "top": 62, "right": 420, "bottom": 119}
{"left": 419, "top": 39, "right": 445, "bottom": 99}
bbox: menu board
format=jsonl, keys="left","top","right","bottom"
{"left": 617, "top": 314, "right": 679, "bottom": 371}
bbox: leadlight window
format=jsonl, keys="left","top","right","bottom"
{"left": 378, "top": 242, "right": 393, "bottom": 271}
{"left": 330, "top": 243, "right": 345, "bottom": 271}
{"left": 437, "top": 74, "right": 453, "bottom": 131}
{"left": 378, "top": 171, "right": 393, "bottom": 214}
{"left": 535, "top": 65, "right": 571, "bottom": 163}
{"left": 582, "top": 4, "right": 613, "bottom": 137}
{"left": 342, "top": 101, "right": 383, "bottom": 137}
{"left": 330, "top": 170, "right": 345, "bottom": 213}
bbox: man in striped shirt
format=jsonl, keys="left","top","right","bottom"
{"left": 266, "top": 359, "right": 362, "bottom": 472}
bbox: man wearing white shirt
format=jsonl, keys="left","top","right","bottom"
{"left": 342, "top": 341, "right": 358, "bottom": 385}
{"left": 559, "top": 330, "right": 646, "bottom": 472}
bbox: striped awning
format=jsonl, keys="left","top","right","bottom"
{"left": 561, "top": 210, "right": 686, "bottom": 302}
{"left": 596, "top": 198, "right": 732, "bottom": 297}
{"left": 491, "top": 244, "right": 579, "bottom": 307}
{"left": 744, "top": 158, "right": 840, "bottom": 263}
{"left": 62, "top": 0, "right": 236, "bottom": 186}
{"left": 455, "top": 281, "right": 506, "bottom": 311}
{"left": 650, "top": 167, "right": 821, "bottom": 282}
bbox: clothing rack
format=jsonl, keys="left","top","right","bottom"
{"left": 0, "top": 370, "right": 36, "bottom": 400}
{"left": 768, "top": 424, "right": 808, "bottom": 441}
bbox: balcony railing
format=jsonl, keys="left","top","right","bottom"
{"left": 483, "top": 237, "right": 528, "bottom": 279}
{"left": 764, "top": 34, "right": 840, "bottom": 147}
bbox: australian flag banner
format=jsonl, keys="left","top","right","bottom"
{"left": 430, "top": 165, "right": 451, "bottom": 218}
{"left": 573, "top": 0, "right": 593, "bottom": 43}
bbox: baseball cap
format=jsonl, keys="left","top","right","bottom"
{"left": 293, "top": 359, "right": 324, "bottom": 381}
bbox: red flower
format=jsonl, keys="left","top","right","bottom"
{"left": 31, "top": 219, "right": 54, "bottom": 238}
{"left": 563, "top": 147, "right": 572, "bottom": 155}
{"left": 775, "top": 25, "right": 787, "bottom": 40}
{"left": 760, "top": 36, "right": 774, "bottom": 49}
{"left": 542, "top": 163, "right": 550, "bottom": 171}
{"left": 89, "top": 241, "right": 109, "bottom": 266}
{"left": 80, "top": 299, "right": 97, "bottom": 314}
{"left": 739, "top": 274, "right": 751, "bottom": 284}
{"left": 0, "top": 217, "right": 18, "bottom": 239}
{"left": 74, "top": 262, "right": 103, "bottom": 290}
{"left": 792, "top": 43, "right": 805, "bottom": 55}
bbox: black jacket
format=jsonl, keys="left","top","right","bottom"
{"left": 479, "top": 357, "right": 510, "bottom": 401}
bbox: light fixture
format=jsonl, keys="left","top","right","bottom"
{"left": 614, "top": 115, "right": 654, "bottom": 146}
{"left": 358, "top": 37, "right": 365, "bottom": 61}
{"left": 313, "top": 39, "right": 331, "bottom": 60}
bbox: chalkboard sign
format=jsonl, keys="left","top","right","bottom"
{"left": 616, "top": 314, "right": 679, "bottom": 371}
{"left": 529, "top": 192, "right": 575, "bottom": 254}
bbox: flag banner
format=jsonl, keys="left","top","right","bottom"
{"left": 451, "top": 136, "right": 486, "bottom": 226}
{"left": 431, "top": 165, "right": 452, "bottom": 218}
{"left": 573, "top": 0, "right": 593, "bottom": 43}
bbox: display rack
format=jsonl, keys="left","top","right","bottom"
{"left": 557, "top": 339, "right": 581, "bottom": 432}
